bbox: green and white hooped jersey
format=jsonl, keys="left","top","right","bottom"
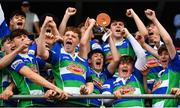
{"left": 50, "top": 43, "right": 90, "bottom": 106}
{"left": 152, "top": 53, "right": 180, "bottom": 107}
{"left": 8, "top": 53, "right": 45, "bottom": 107}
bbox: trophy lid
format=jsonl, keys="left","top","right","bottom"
{"left": 96, "top": 13, "right": 111, "bottom": 27}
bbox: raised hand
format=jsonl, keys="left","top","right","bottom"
{"left": 66, "top": 7, "right": 77, "bottom": 16}
{"left": 88, "top": 18, "right": 96, "bottom": 28}
{"left": 17, "top": 38, "right": 32, "bottom": 52}
{"left": 140, "top": 64, "right": 150, "bottom": 76}
{"left": 144, "top": 9, "right": 156, "bottom": 21}
{"left": 126, "top": 8, "right": 135, "bottom": 18}
{"left": 135, "top": 32, "right": 145, "bottom": 46}
{"left": 121, "top": 28, "right": 131, "bottom": 38}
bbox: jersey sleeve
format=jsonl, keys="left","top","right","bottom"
{"left": 86, "top": 67, "right": 93, "bottom": 83}
{"left": 10, "top": 56, "right": 25, "bottom": 72}
{"left": 47, "top": 43, "right": 61, "bottom": 65}
{"left": 102, "top": 78, "right": 114, "bottom": 94}
{"left": 36, "top": 56, "right": 46, "bottom": 69}
{"left": 133, "top": 68, "right": 143, "bottom": 84}
{"left": 103, "top": 66, "right": 113, "bottom": 78}
{"left": 169, "top": 53, "right": 180, "bottom": 71}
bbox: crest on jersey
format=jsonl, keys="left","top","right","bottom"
{"left": 93, "top": 79, "right": 103, "bottom": 89}
{"left": 152, "top": 80, "right": 162, "bottom": 92}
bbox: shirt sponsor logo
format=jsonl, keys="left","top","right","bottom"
{"left": 119, "top": 85, "right": 135, "bottom": 95}
{"left": 67, "top": 64, "right": 84, "bottom": 75}
{"left": 147, "top": 57, "right": 160, "bottom": 67}
{"left": 102, "top": 84, "right": 110, "bottom": 89}
{"left": 11, "top": 59, "right": 23, "bottom": 70}
{"left": 152, "top": 80, "right": 162, "bottom": 92}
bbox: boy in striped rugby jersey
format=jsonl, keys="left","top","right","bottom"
{"left": 143, "top": 9, "right": 180, "bottom": 107}
{"left": 37, "top": 16, "right": 95, "bottom": 107}
{"left": 102, "top": 27, "right": 146, "bottom": 107}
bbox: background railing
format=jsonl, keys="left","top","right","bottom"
{"left": 6, "top": 94, "right": 180, "bottom": 100}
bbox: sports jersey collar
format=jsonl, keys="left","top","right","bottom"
{"left": 153, "top": 41, "right": 164, "bottom": 50}
{"left": 91, "top": 68, "right": 103, "bottom": 78}
{"left": 115, "top": 38, "right": 125, "bottom": 46}
{"left": 61, "top": 47, "right": 78, "bottom": 59}
{"left": 116, "top": 74, "right": 132, "bottom": 85}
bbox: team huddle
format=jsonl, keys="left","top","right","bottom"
{"left": 0, "top": 4, "right": 180, "bottom": 107}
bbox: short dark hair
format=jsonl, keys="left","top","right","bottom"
{"left": 146, "top": 21, "right": 154, "bottom": 28}
{"left": 118, "top": 55, "right": 135, "bottom": 65}
{"left": 10, "top": 29, "right": 29, "bottom": 40}
{"left": 65, "top": 26, "right": 81, "bottom": 40}
{"left": 88, "top": 49, "right": 105, "bottom": 67}
{"left": 158, "top": 44, "right": 168, "bottom": 55}
{"left": 10, "top": 10, "right": 26, "bottom": 20}
{"left": 111, "top": 19, "right": 126, "bottom": 27}
{"left": 1, "top": 35, "right": 11, "bottom": 46}
{"left": 88, "top": 49, "right": 105, "bottom": 60}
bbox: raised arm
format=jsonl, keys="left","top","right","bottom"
{"left": 124, "top": 28, "right": 146, "bottom": 70}
{"left": 107, "top": 30, "right": 120, "bottom": 75}
{"left": 126, "top": 8, "right": 148, "bottom": 36}
{"left": 79, "top": 18, "right": 96, "bottom": 59}
{"left": 0, "top": 39, "right": 31, "bottom": 69}
{"left": 140, "top": 64, "right": 151, "bottom": 94}
{"left": 135, "top": 32, "right": 159, "bottom": 59}
{"left": 37, "top": 16, "right": 54, "bottom": 60}
{"left": 58, "top": 7, "right": 76, "bottom": 36}
{"left": 19, "top": 66, "right": 68, "bottom": 98}
{"left": 145, "top": 9, "right": 176, "bottom": 59}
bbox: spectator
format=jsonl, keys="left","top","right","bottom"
{"left": 174, "top": 14, "right": 180, "bottom": 39}
{"left": 21, "top": 0, "right": 40, "bottom": 34}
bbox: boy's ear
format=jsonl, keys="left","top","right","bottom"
{"left": 1, "top": 46, "right": 5, "bottom": 52}
{"left": 88, "top": 59, "right": 91, "bottom": 64}
{"left": 10, "top": 19, "right": 13, "bottom": 26}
